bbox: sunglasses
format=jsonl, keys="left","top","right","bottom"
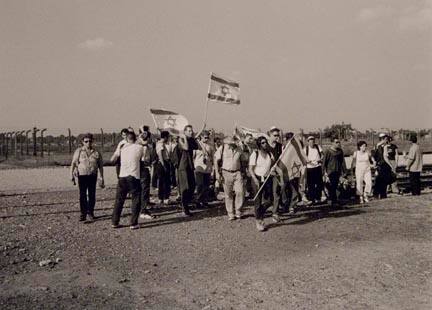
{"left": 83, "top": 140, "right": 92, "bottom": 143}
{"left": 334, "top": 141, "right": 341, "bottom": 144}
{"left": 273, "top": 134, "right": 280, "bottom": 137}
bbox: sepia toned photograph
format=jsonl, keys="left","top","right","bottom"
{"left": 1, "top": 1, "right": 431, "bottom": 309}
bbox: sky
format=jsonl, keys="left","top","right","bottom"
{"left": 0, "top": 0, "right": 431, "bottom": 135}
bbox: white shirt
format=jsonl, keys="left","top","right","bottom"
{"left": 115, "top": 143, "right": 144, "bottom": 179}
{"left": 194, "top": 142, "right": 215, "bottom": 174}
{"left": 249, "top": 150, "right": 272, "bottom": 178}
{"left": 304, "top": 145, "right": 322, "bottom": 169}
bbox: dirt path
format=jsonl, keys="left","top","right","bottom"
{"left": 1, "top": 190, "right": 431, "bottom": 309}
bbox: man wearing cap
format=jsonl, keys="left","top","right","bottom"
{"left": 215, "top": 136, "right": 245, "bottom": 220}
{"left": 267, "top": 127, "right": 283, "bottom": 220}
{"left": 304, "top": 136, "right": 324, "bottom": 204}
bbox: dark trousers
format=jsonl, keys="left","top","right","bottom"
{"left": 112, "top": 176, "right": 142, "bottom": 226}
{"left": 170, "top": 162, "right": 177, "bottom": 187}
{"left": 374, "top": 163, "right": 392, "bottom": 199}
{"left": 157, "top": 162, "right": 171, "bottom": 200}
{"left": 409, "top": 172, "right": 421, "bottom": 196}
{"left": 78, "top": 174, "right": 97, "bottom": 217}
{"left": 286, "top": 178, "right": 300, "bottom": 209}
{"left": 195, "top": 172, "right": 211, "bottom": 203}
{"left": 253, "top": 178, "right": 273, "bottom": 220}
{"left": 272, "top": 177, "right": 281, "bottom": 215}
{"left": 140, "top": 167, "right": 151, "bottom": 210}
{"left": 151, "top": 164, "right": 158, "bottom": 188}
{"left": 326, "top": 172, "right": 340, "bottom": 204}
{"left": 306, "top": 167, "right": 323, "bottom": 201}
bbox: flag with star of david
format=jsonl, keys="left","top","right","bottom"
{"left": 276, "top": 135, "right": 308, "bottom": 180}
{"left": 150, "top": 108, "right": 189, "bottom": 136}
{"left": 208, "top": 73, "right": 240, "bottom": 105}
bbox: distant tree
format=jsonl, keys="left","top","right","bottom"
{"left": 323, "top": 122, "right": 355, "bottom": 140}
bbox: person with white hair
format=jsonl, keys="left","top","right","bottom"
{"left": 215, "top": 136, "right": 246, "bottom": 221}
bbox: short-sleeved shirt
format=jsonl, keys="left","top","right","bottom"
{"left": 249, "top": 150, "right": 272, "bottom": 178}
{"left": 215, "top": 144, "right": 243, "bottom": 171}
{"left": 72, "top": 147, "right": 102, "bottom": 176}
{"left": 114, "top": 143, "right": 144, "bottom": 179}
{"left": 304, "top": 144, "right": 323, "bottom": 169}
{"left": 406, "top": 144, "right": 423, "bottom": 172}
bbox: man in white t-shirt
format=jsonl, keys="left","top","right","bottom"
{"left": 303, "top": 136, "right": 324, "bottom": 204}
{"left": 110, "top": 131, "right": 144, "bottom": 230}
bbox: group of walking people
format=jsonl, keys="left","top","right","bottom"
{"left": 70, "top": 125, "right": 424, "bottom": 231}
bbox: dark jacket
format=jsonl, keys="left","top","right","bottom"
{"left": 322, "top": 147, "right": 346, "bottom": 176}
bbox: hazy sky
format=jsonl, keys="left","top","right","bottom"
{"left": 1, "top": 0, "right": 431, "bottom": 135}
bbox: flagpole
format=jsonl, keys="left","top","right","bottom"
{"left": 252, "top": 135, "right": 301, "bottom": 201}
{"left": 197, "top": 73, "right": 212, "bottom": 137}
{"left": 150, "top": 110, "right": 160, "bottom": 134}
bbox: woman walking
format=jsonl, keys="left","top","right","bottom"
{"left": 249, "top": 136, "right": 276, "bottom": 231}
{"left": 352, "top": 141, "right": 375, "bottom": 204}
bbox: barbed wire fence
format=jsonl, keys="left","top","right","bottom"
{"left": 0, "top": 127, "right": 431, "bottom": 162}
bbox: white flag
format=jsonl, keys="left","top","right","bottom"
{"left": 207, "top": 73, "right": 240, "bottom": 105}
{"left": 150, "top": 109, "right": 189, "bottom": 136}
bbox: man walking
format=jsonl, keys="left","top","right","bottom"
{"left": 405, "top": 135, "right": 423, "bottom": 196}
{"left": 304, "top": 136, "right": 324, "bottom": 204}
{"left": 70, "top": 133, "right": 104, "bottom": 223}
{"left": 173, "top": 125, "right": 199, "bottom": 216}
{"left": 322, "top": 136, "right": 347, "bottom": 207}
{"left": 111, "top": 131, "right": 144, "bottom": 229}
{"left": 215, "top": 136, "right": 245, "bottom": 220}
{"left": 267, "top": 127, "right": 283, "bottom": 219}
{"left": 137, "top": 127, "right": 156, "bottom": 219}
{"left": 194, "top": 130, "right": 215, "bottom": 208}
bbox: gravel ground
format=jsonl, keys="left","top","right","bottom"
{"left": 0, "top": 167, "right": 118, "bottom": 193}
{"left": 0, "top": 189, "right": 431, "bottom": 309}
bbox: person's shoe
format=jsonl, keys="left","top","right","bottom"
{"left": 164, "top": 199, "right": 174, "bottom": 205}
{"left": 364, "top": 195, "right": 370, "bottom": 203}
{"left": 183, "top": 210, "right": 193, "bottom": 217}
{"left": 139, "top": 213, "right": 154, "bottom": 220}
{"left": 85, "top": 215, "right": 95, "bottom": 223}
{"left": 235, "top": 214, "right": 243, "bottom": 220}
{"left": 359, "top": 196, "right": 364, "bottom": 204}
{"left": 288, "top": 207, "right": 295, "bottom": 215}
{"left": 256, "top": 220, "right": 265, "bottom": 232}
{"left": 130, "top": 225, "right": 139, "bottom": 230}
{"left": 111, "top": 224, "right": 120, "bottom": 229}
{"left": 228, "top": 216, "right": 236, "bottom": 221}
{"left": 79, "top": 216, "right": 86, "bottom": 222}
{"left": 272, "top": 214, "right": 281, "bottom": 223}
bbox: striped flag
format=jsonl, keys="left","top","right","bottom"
{"left": 235, "top": 125, "right": 268, "bottom": 139}
{"left": 276, "top": 135, "right": 308, "bottom": 181}
{"left": 150, "top": 109, "right": 189, "bottom": 136}
{"left": 208, "top": 73, "right": 240, "bottom": 105}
